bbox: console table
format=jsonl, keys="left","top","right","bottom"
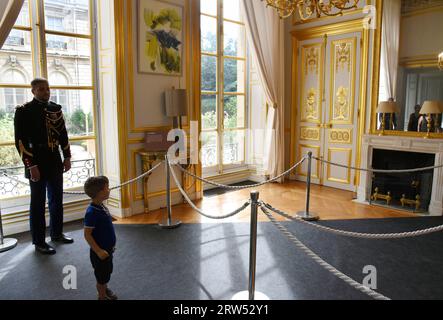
{"left": 137, "top": 150, "right": 193, "bottom": 213}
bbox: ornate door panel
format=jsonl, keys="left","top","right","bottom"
{"left": 322, "top": 33, "right": 361, "bottom": 191}
{"left": 296, "top": 39, "right": 324, "bottom": 184}
{"left": 295, "top": 30, "right": 362, "bottom": 192}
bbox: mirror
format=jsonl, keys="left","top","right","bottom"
{"left": 374, "top": 0, "right": 443, "bottom": 135}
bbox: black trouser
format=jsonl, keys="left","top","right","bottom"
{"left": 29, "top": 172, "right": 64, "bottom": 245}
{"left": 90, "top": 249, "right": 114, "bottom": 285}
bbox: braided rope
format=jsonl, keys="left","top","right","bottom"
{"left": 168, "top": 160, "right": 250, "bottom": 219}
{"left": 174, "top": 156, "right": 307, "bottom": 190}
{"left": 260, "top": 205, "right": 390, "bottom": 300}
{"left": 263, "top": 202, "right": 443, "bottom": 239}
{"left": 313, "top": 156, "right": 443, "bottom": 173}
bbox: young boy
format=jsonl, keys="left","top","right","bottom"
{"left": 83, "top": 176, "right": 118, "bottom": 300}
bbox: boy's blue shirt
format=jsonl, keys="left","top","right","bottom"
{"left": 84, "top": 202, "right": 116, "bottom": 250}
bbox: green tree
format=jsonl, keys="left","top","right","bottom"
{"left": 0, "top": 113, "right": 22, "bottom": 167}
{"left": 67, "top": 109, "right": 93, "bottom": 136}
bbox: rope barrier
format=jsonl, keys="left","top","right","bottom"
{"left": 313, "top": 156, "right": 443, "bottom": 173}
{"left": 168, "top": 159, "right": 250, "bottom": 219}
{"left": 174, "top": 155, "right": 308, "bottom": 190}
{"left": 260, "top": 205, "right": 390, "bottom": 300}
{"left": 263, "top": 202, "right": 443, "bottom": 239}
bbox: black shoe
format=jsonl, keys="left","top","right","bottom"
{"left": 35, "top": 243, "right": 56, "bottom": 255}
{"left": 51, "top": 234, "right": 74, "bottom": 244}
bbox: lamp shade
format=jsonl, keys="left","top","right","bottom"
{"left": 420, "top": 101, "right": 442, "bottom": 114}
{"left": 376, "top": 101, "right": 398, "bottom": 113}
{"left": 165, "top": 89, "right": 187, "bottom": 117}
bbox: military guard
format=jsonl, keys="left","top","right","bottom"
{"left": 14, "top": 78, "right": 74, "bottom": 254}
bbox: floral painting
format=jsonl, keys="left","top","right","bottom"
{"left": 138, "top": 0, "right": 183, "bottom": 75}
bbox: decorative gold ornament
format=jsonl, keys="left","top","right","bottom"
{"left": 306, "top": 47, "right": 319, "bottom": 74}
{"left": 336, "top": 42, "right": 351, "bottom": 71}
{"left": 305, "top": 88, "right": 318, "bottom": 119}
{"left": 371, "top": 187, "right": 392, "bottom": 206}
{"left": 262, "top": 0, "right": 360, "bottom": 19}
{"left": 334, "top": 86, "right": 349, "bottom": 120}
{"left": 301, "top": 127, "right": 320, "bottom": 141}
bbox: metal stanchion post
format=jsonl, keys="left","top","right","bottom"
{"left": 296, "top": 152, "right": 319, "bottom": 221}
{"left": 0, "top": 207, "right": 18, "bottom": 253}
{"left": 159, "top": 155, "right": 181, "bottom": 229}
{"left": 232, "top": 191, "right": 269, "bottom": 300}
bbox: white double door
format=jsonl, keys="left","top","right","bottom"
{"left": 295, "top": 30, "right": 363, "bottom": 191}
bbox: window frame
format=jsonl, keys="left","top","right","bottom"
{"left": 200, "top": 0, "right": 248, "bottom": 177}
{"left": 0, "top": 0, "right": 99, "bottom": 202}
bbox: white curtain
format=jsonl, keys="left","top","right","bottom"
{"left": 0, "top": 0, "right": 24, "bottom": 49}
{"left": 241, "top": 0, "right": 285, "bottom": 181}
{"left": 380, "top": 0, "right": 401, "bottom": 101}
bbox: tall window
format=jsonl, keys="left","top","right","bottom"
{"left": 200, "top": 0, "right": 247, "bottom": 176}
{"left": 0, "top": 0, "right": 97, "bottom": 200}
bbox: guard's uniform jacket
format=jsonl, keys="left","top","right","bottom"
{"left": 14, "top": 98, "right": 71, "bottom": 179}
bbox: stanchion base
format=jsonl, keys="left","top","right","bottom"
{"left": 232, "top": 291, "right": 270, "bottom": 300}
{"left": 158, "top": 220, "right": 182, "bottom": 229}
{"left": 0, "top": 238, "right": 18, "bottom": 253}
{"left": 296, "top": 211, "right": 320, "bottom": 221}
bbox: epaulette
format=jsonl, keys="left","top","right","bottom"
{"left": 48, "top": 101, "right": 62, "bottom": 109}
{"left": 15, "top": 102, "right": 31, "bottom": 110}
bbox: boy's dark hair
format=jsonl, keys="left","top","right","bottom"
{"left": 84, "top": 176, "right": 109, "bottom": 199}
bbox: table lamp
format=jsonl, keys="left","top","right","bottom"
{"left": 376, "top": 100, "right": 398, "bottom": 135}
{"left": 165, "top": 88, "right": 187, "bottom": 129}
{"left": 420, "top": 101, "right": 442, "bottom": 138}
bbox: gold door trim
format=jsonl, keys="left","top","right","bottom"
{"left": 326, "top": 147, "right": 352, "bottom": 184}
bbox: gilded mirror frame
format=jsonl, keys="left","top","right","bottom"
{"left": 370, "top": 0, "right": 443, "bottom": 138}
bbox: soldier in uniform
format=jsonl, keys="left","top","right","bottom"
{"left": 14, "top": 78, "right": 74, "bottom": 255}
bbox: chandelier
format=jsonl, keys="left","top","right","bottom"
{"left": 262, "top": 0, "right": 360, "bottom": 20}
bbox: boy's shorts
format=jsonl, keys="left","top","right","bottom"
{"left": 90, "top": 249, "right": 114, "bottom": 285}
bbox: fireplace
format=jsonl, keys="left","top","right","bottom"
{"left": 357, "top": 134, "right": 443, "bottom": 216}
{"left": 370, "top": 149, "right": 435, "bottom": 212}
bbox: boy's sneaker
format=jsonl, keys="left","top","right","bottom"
{"left": 105, "top": 288, "right": 118, "bottom": 300}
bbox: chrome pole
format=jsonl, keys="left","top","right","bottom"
{"left": 232, "top": 191, "right": 269, "bottom": 300}
{"left": 296, "top": 152, "right": 319, "bottom": 221}
{"left": 159, "top": 155, "right": 181, "bottom": 229}
{"left": 0, "top": 207, "right": 18, "bottom": 253}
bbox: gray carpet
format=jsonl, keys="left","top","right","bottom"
{"left": 1, "top": 216, "right": 443, "bottom": 300}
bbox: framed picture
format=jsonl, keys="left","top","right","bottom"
{"left": 137, "top": 0, "right": 183, "bottom": 76}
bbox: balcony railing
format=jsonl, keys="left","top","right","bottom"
{"left": 202, "top": 143, "right": 239, "bottom": 167}
{"left": 0, "top": 158, "right": 95, "bottom": 199}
